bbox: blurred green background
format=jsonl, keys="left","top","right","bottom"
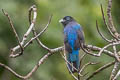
{"left": 0, "top": 0, "right": 120, "bottom": 80}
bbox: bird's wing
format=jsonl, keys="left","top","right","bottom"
{"left": 78, "top": 26, "right": 85, "bottom": 44}
{"left": 64, "top": 33, "right": 72, "bottom": 53}
{"left": 74, "top": 25, "right": 85, "bottom": 50}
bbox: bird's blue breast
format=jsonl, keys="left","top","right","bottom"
{"left": 64, "top": 24, "right": 81, "bottom": 53}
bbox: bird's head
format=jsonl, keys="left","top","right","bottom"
{"left": 59, "top": 16, "right": 75, "bottom": 27}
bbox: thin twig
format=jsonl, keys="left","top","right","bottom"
{"left": 28, "top": 6, "right": 52, "bottom": 52}
{"left": 0, "top": 62, "right": 25, "bottom": 79}
{"left": 107, "top": 0, "right": 119, "bottom": 39}
{"left": 100, "top": 4, "right": 116, "bottom": 39}
{"left": 25, "top": 47, "right": 63, "bottom": 79}
{"left": 24, "top": 52, "right": 53, "bottom": 79}
{"left": 80, "top": 53, "right": 87, "bottom": 69}
{"left": 32, "top": 15, "right": 52, "bottom": 52}
{"left": 24, "top": 15, "right": 52, "bottom": 51}
{"left": 62, "top": 50, "right": 79, "bottom": 80}
{"left": 60, "top": 53, "right": 78, "bottom": 72}
{"left": 96, "top": 41, "right": 120, "bottom": 57}
{"left": 96, "top": 20, "right": 111, "bottom": 42}
{"left": 97, "top": 43, "right": 112, "bottom": 57}
{"left": 81, "top": 44, "right": 102, "bottom": 57}
{"left": 79, "top": 62, "right": 98, "bottom": 76}
{"left": 85, "top": 61, "right": 115, "bottom": 80}
{"left": 85, "top": 44, "right": 114, "bottom": 57}
{"left": 2, "top": 9, "right": 23, "bottom": 55}
{"left": 82, "top": 44, "right": 115, "bottom": 58}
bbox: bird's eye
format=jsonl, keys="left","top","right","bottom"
{"left": 66, "top": 17, "right": 70, "bottom": 20}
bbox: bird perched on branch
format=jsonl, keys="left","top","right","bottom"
{"left": 59, "top": 16, "right": 84, "bottom": 73}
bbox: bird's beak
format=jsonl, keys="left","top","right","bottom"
{"left": 59, "top": 19, "right": 65, "bottom": 23}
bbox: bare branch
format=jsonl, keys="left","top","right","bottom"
{"left": 81, "top": 45, "right": 100, "bottom": 57}
{"left": 107, "top": 0, "right": 119, "bottom": 39}
{"left": 24, "top": 52, "right": 53, "bottom": 79}
{"left": 83, "top": 44, "right": 115, "bottom": 58}
{"left": 0, "top": 37, "right": 116, "bottom": 79}
{"left": 100, "top": 4, "right": 116, "bottom": 39}
{"left": 28, "top": 5, "right": 52, "bottom": 52}
{"left": 96, "top": 43, "right": 112, "bottom": 57}
{"left": 61, "top": 51, "right": 79, "bottom": 80}
{"left": 113, "top": 69, "right": 120, "bottom": 80}
{"left": 96, "top": 20, "right": 111, "bottom": 42}
{"left": 80, "top": 43, "right": 102, "bottom": 57}
{"left": 113, "top": 45, "right": 120, "bottom": 62}
{"left": 93, "top": 41, "right": 120, "bottom": 57}
{"left": 2, "top": 9, "right": 23, "bottom": 55}
{"left": 0, "top": 62, "right": 25, "bottom": 79}
{"left": 60, "top": 52, "right": 79, "bottom": 73}
{"left": 24, "top": 5, "right": 37, "bottom": 37}
{"left": 0, "top": 45, "right": 63, "bottom": 79}
{"left": 110, "top": 62, "right": 120, "bottom": 80}
{"left": 86, "top": 61, "right": 115, "bottom": 80}
{"left": 10, "top": 5, "right": 37, "bottom": 57}
{"left": 58, "top": 44, "right": 115, "bottom": 59}
{"left": 24, "top": 15, "right": 52, "bottom": 52}
{"left": 79, "top": 62, "right": 98, "bottom": 76}
{"left": 80, "top": 53, "right": 87, "bottom": 68}
{"left": 8, "top": 5, "right": 53, "bottom": 58}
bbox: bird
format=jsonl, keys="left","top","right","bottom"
{"left": 59, "top": 16, "right": 85, "bottom": 73}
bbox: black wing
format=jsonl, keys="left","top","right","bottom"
{"left": 74, "top": 28, "right": 85, "bottom": 50}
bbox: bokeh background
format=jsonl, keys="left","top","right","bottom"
{"left": 0, "top": 0, "right": 120, "bottom": 80}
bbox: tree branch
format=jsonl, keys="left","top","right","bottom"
{"left": 100, "top": 4, "right": 116, "bottom": 39}
{"left": 96, "top": 20, "right": 111, "bottom": 42}
{"left": 2, "top": 9, "right": 23, "bottom": 56}
{"left": 110, "top": 62, "right": 120, "bottom": 80}
{"left": 86, "top": 61, "right": 115, "bottom": 80}
{"left": 107, "top": 0, "right": 119, "bottom": 39}
{"left": 9, "top": 5, "right": 37, "bottom": 58}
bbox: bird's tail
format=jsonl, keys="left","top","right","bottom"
{"left": 66, "top": 50, "right": 80, "bottom": 73}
